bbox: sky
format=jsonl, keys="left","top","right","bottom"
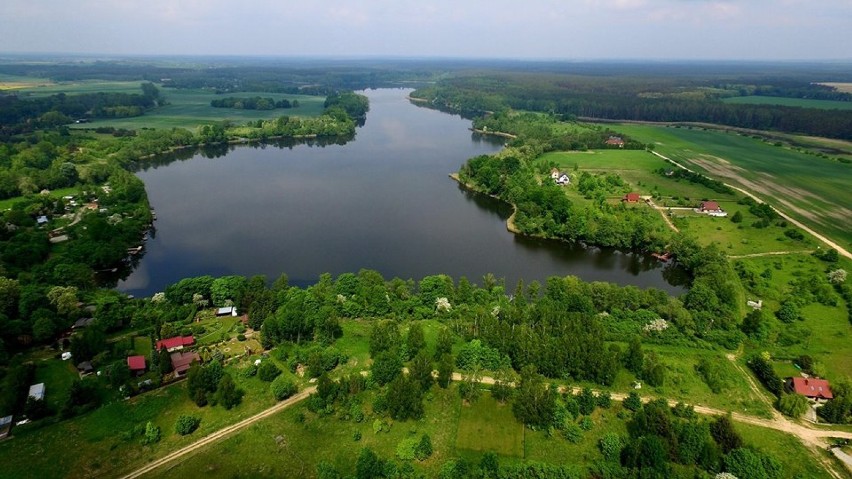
{"left": 1, "top": 0, "right": 851, "bottom": 60}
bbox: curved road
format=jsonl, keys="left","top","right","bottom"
{"left": 650, "top": 151, "right": 852, "bottom": 260}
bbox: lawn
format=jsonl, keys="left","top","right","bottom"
{"left": 0, "top": 187, "right": 81, "bottom": 211}
{"left": 33, "top": 359, "right": 79, "bottom": 412}
{"left": 734, "top": 254, "right": 852, "bottom": 381}
{"left": 456, "top": 394, "right": 524, "bottom": 457}
{"left": 736, "top": 422, "right": 835, "bottom": 479}
{"left": 672, "top": 204, "right": 817, "bottom": 256}
{"left": 0, "top": 358, "right": 289, "bottom": 479}
{"left": 524, "top": 404, "right": 627, "bottom": 467}
{"left": 541, "top": 149, "right": 740, "bottom": 202}
{"left": 145, "top": 386, "right": 462, "bottom": 479}
{"left": 722, "top": 95, "right": 852, "bottom": 110}
{"left": 610, "top": 124, "right": 852, "bottom": 249}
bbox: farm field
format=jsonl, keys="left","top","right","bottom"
{"left": 610, "top": 124, "right": 852, "bottom": 249}
{"left": 722, "top": 95, "right": 852, "bottom": 110}
{"left": 3, "top": 77, "right": 327, "bottom": 130}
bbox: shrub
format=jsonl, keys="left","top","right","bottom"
{"left": 599, "top": 432, "right": 623, "bottom": 462}
{"left": 141, "top": 421, "right": 161, "bottom": 445}
{"left": 257, "top": 360, "right": 282, "bottom": 382}
{"left": 579, "top": 416, "right": 593, "bottom": 431}
{"left": 270, "top": 376, "right": 298, "bottom": 401}
{"left": 396, "top": 436, "right": 419, "bottom": 460}
{"left": 562, "top": 421, "right": 583, "bottom": 443}
{"left": 415, "top": 434, "right": 433, "bottom": 460}
{"left": 353, "top": 430, "right": 362, "bottom": 441}
{"left": 623, "top": 391, "right": 642, "bottom": 412}
{"left": 174, "top": 415, "right": 201, "bottom": 435}
{"left": 777, "top": 393, "right": 809, "bottom": 419}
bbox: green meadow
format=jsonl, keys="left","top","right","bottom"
{"left": 722, "top": 95, "right": 852, "bottom": 110}
{"left": 5, "top": 77, "right": 327, "bottom": 130}
{"left": 611, "top": 124, "right": 852, "bottom": 248}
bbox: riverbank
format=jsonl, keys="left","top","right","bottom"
{"left": 471, "top": 128, "right": 517, "bottom": 139}
{"left": 448, "top": 173, "right": 519, "bottom": 235}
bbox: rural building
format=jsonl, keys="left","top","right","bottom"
{"left": 36, "top": 216, "right": 49, "bottom": 226}
{"left": 72, "top": 318, "right": 95, "bottom": 329}
{"left": 557, "top": 173, "right": 570, "bottom": 185}
{"left": 550, "top": 168, "right": 560, "bottom": 180}
{"left": 605, "top": 136, "right": 625, "bottom": 147}
{"left": 170, "top": 351, "right": 201, "bottom": 377}
{"left": 697, "top": 201, "right": 728, "bottom": 217}
{"left": 0, "top": 415, "right": 12, "bottom": 440}
{"left": 127, "top": 355, "right": 147, "bottom": 375}
{"left": 747, "top": 299, "right": 763, "bottom": 309}
{"left": 77, "top": 361, "right": 93, "bottom": 376}
{"left": 28, "top": 383, "right": 45, "bottom": 401}
{"left": 155, "top": 335, "right": 195, "bottom": 352}
{"left": 216, "top": 306, "right": 238, "bottom": 317}
{"left": 623, "top": 192, "right": 641, "bottom": 203}
{"left": 787, "top": 377, "right": 833, "bottom": 402}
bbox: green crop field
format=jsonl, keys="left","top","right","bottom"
{"left": 722, "top": 95, "right": 852, "bottom": 110}
{"left": 610, "top": 124, "right": 852, "bottom": 249}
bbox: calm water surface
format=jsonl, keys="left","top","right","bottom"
{"left": 118, "top": 89, "right": 686, "bottom": 296}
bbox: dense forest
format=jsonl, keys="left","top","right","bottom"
{"left": 412, "top": 73, "right": 852, "bottom": 139}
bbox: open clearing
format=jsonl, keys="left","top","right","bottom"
{"left": 722, "top": 95, "right": 852, "bottom": 110}
{"left": 611, "top": 124, "right": 852, "bottom": 249}
{"left": 456, "top": 395, "right": 524, "bottom": 457}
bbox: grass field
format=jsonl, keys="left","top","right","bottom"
{"left": 611, "top": 124, "right": 852, "bottom": 249}
{"left": 734, "top": 254, "right": 852, "bottom": 381}
{"left": 722, "top": 95, "right": 852, "bottom": 110}
{"left": 456, "top": 394, "right": 524, "bottom": 457}
{"left": 5, "top": 77, "right": 327, "bottom": 130}
{"left": 0, "top": 355, "right": 300, "bottom": 479}
{"left": 0, "top": 187, "right": 80, "bottom": 211}
{"left": 736, "top": 423, "right": 834, "bottom": 479}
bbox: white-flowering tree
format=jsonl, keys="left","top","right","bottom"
{"left": 827, "top": 269, "right": 847, "bottom": 285}
{"left": 151, "top": 292, "right": 166, "bottom": 303}
{"left": 435, "top": 297, "right": 452, "bottom": 313}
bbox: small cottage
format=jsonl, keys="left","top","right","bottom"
{"left": 623, "top": 192, "right": 641, "bottom": 203}
{"left": 787, "top": 377, "right": 833, "bottom": 402}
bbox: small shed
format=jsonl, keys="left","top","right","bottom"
{"left": 216, "top": 306, "right": 238, "bottom": 317}
{"left": 0, "top": 415, "right": 12, "bottom": 440}
{"left": 127, "top": 355, "right": 147, "bottom": 375}
{"left": 28, "top": 383, "right": 45, "bottom": 402}
{"left": 77, "top": 361, "right": 94, "bottom": 376}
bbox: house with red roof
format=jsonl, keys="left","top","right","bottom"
{"left": 787, "top": 377, "right": 833, "bottom": 402}
{"left": 605, "top": 136, "right": 625, "bottom": 148}
{"left": 622, "top": 192, "right": 641, "bottom": 203}
{"left": 127, "top": 355, "right": 147, "bottom": 375}
{"left": 155, "top": 335, "right": 195, "bottom": 352}
{"left": 697, "top": 201, "right": 727, "bottom": 217}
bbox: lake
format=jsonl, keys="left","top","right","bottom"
{"left": 118, "top": 89, "right": 686, "bottom": 296}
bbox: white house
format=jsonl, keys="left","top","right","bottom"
{"left": 28, "top": 383, "right": 45, "bottom": 401}
{"left": 216, "top": 306, "right": 238, "bottom": 317}
{"left": 557, "top": 174, "right": 570, "bottom": 185}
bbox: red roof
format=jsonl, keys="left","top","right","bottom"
{"left": 700, "top": 201, "right": 720, "bottom": 211}
{"left": 127, "top": 355, "right": 146, "bottom": 371}
{"left": 790, "top": 377, "right": 833, "bottom": 399}
{"left": 623, "top": 193, "right": 641, "bottom": 202}
{"left": 156, "top": 335, "right": 195, "bottom": 351}
{"left": 605, "top": 137, "right": 624, "bottom": 145}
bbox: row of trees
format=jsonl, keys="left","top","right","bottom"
{"left": 210, "top": 96, "right": 298, "bottom": 110}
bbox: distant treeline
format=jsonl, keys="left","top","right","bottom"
{"left": 0, "top": 83, "right": 159, "bottom": 137}
{"left": 414, "top": 75, "right": 852, "bottom": 140}
{"left": 210, "top": 97, "right": 298, "bottom": 110}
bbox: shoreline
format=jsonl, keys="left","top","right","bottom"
{"left": 470, "top": 128, "right": 517, "bottom": 139}
{"left": 449, "top": 173, "right": 520, "bottom": 234}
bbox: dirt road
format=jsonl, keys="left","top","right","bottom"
{"left": 120, "top": 387, "right": 316, "bottom": 479}
{"left": 650, "top": 151, "right": 852, "bottom": 260}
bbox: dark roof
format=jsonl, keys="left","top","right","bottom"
{"left": 127, "top": 355, "right": 147, "bottom": 371}
{"left": 790, "top": 377, "right": 833, "bottom": 399}
{"left": 72, "top": 317, "right": 95, "bottom": 329}
{"left": 170, "top": 352, "right": 201, "bottom": 374}
{"left": 77, "top": 361, "right": 93, "bottom": 372}
{"left": 156, "top": 335, "right": 195, "bottom": 351}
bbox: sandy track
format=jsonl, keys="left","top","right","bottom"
{"left": 121, "top": 387, "right": 316, "bottom": 479}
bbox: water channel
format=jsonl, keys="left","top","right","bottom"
{"left": 118, "top": 89, "right": 686, "bottom": 297}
